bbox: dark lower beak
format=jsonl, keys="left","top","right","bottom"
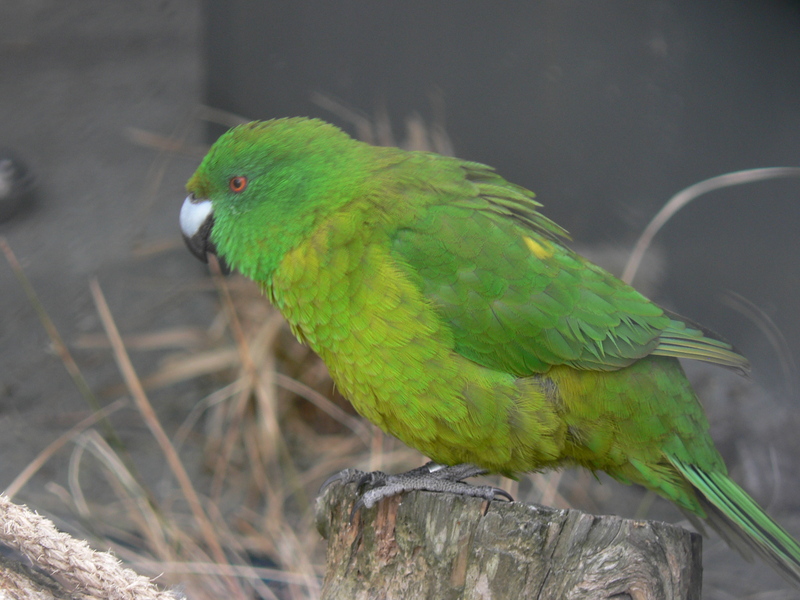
{"left": 180, "top": 194, "right": 229, "bottom": 272}
{"left": 182, "top": 213, "right": 217, "bottom": 263}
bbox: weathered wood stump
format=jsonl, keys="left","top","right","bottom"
{"left": 316, "top": 482, "right": 702, "bottom": 599}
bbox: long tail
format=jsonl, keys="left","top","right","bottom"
{"left": 671, "top": 457, "right": 800, "bottom": 587}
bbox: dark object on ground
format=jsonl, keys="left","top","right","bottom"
{"left": 0, "top": 149, "right": 36, "bottom": 223}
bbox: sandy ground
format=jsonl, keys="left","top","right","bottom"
{"left": 1, "top": 2, "right": 799, "bottom": 598}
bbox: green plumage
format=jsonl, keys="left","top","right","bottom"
{"left": 184, "top": 117, "right": 800, "bottom": 586}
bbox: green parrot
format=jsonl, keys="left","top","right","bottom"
{"left": 180, "top": 117, "right": 800, "bottom": 585}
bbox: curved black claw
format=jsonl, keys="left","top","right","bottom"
{"left": 492, "top": 488, "right": 514, "bottom": 502}
{"left": 355, "top": 470, "right": 387, "bottom": 493}
{"left": 350, "top": 493, "right": 371, "bottom": 523}
{"left": 319, "top": 468, "right": 367, "bottom": 494}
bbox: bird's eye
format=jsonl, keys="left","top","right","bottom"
{"left": 229, "top": 176, "right": 248, "bottom": 193}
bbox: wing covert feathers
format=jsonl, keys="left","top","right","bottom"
{"left": 392, "top": 157, "right": 750, "bottom": 376}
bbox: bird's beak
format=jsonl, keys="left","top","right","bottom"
{"left": 180, "top": 194, "right": 217, "bottom": 263}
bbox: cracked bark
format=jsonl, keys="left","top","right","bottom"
{"left": 316, "top": 481, "right": 702, "bottom": 600}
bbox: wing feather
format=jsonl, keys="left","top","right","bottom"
{"left": 389, "top": 155, "right": 749, "bottom": 376}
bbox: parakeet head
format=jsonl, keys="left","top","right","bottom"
{"left": 181, "top": 117, "right": 369, "bottom": 281}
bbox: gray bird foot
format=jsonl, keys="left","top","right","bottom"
{"left": 320, "top": 462, "right": 513, "bottom": 521}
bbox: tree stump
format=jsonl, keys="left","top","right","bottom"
{"left": 316, "top": 481, "right": 702, "bottom": 599}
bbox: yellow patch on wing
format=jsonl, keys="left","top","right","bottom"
{"left": 523, "top": 236, "right": 554, "bottom": 260}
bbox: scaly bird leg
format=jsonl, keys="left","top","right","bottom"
{"left": 321, "top": 462, "right": 513, "bottom": 521}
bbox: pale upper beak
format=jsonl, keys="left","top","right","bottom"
{"left": 180, "top": 194, "right": 216, "bottom": 262}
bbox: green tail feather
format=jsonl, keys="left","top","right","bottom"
{"left": 653, "top": 317, "right": 751, "bottom": 375}
{"left": 671, "top": 457, "right": 800, "bottom": 587}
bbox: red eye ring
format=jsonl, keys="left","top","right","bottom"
{"left": 229, "top": 176, "right": 248, "bottom": 193}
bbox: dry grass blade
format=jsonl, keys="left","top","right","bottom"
{"left": 527, "top": 471, "right": 571, "bottom": 510}
{"left": 274, "top": 373, "right": 371, "bottom": 445}
{"left": 209, "top": 382, "right": 271, "bottom": 501}
{"left": 310, "top": 92, "right": 376, "bottom": 145}
{"left": 171, "top": 381, "right": 244, "bottom": 454}
{"left": 206, "top": 256, "right": 266, "bottom": 383}
{"left": 203, "top": 257, "right": 286, "bottom": 499}
{"left": 131, "top": 237, "right": 187, "bottom": 258}
{"left": 196, "top": 104, "right": 251, "bottom": 129}
{"left": 311, "top": 92, "right": 454, "bottom": 155}
{"left": 88, "top": 278, "right": 246, "bottom": 600}
{"left": 68, "top": 431, "right": 173, "bottom": 562}
{"left": 0, "top": 238, "right": 123, "bottom": 447}
{"left": 141, "top": 347, "right": 240, "bottom": 390}
{"left": 622, "top": 167, "right": 800, "bottom": 285}
{"left": 4, "top": 398, "right": 128, "bottom": 500}
{"left": 132, "top": 109, "right": 201, "bottom": 250}
{"left": 132, "top": 560, "right": 319, "bottom": 587}
{"left": 722, "top": 291, "right": 798, "bottom": 397}
{"left": 126, "top": 127, "right": 209, "bottom": 158}
{"left": 74, "top": 327, "right": 207, "bottom": 351}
